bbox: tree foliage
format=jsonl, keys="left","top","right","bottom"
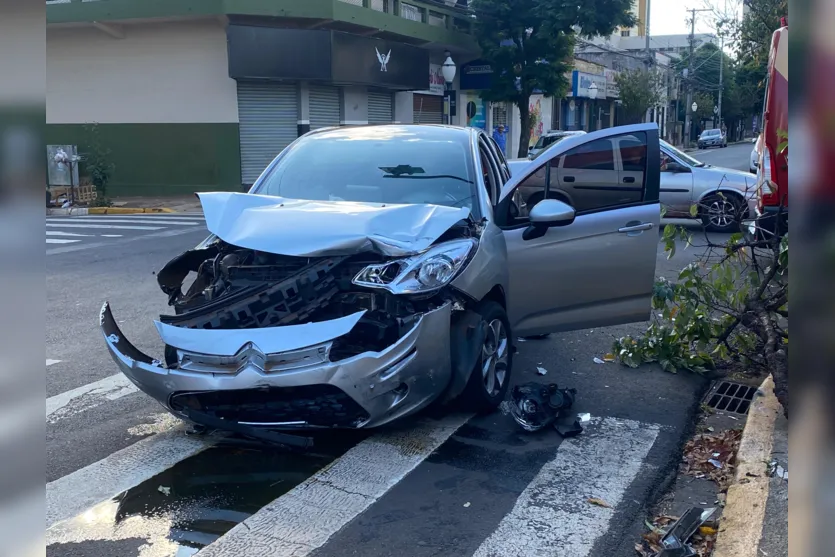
{"left": 614, "top": 150, "right": 790, "bottom": 415}
{"left": 471, "top": 0, "right": 635, "bottom": 157}
{"left": 614, "top": 68, "right": 663, "bottom": 125}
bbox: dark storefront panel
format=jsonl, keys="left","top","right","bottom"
{"left": 237, "top": 81, "right": 298, "bottom": 185}
{"left": 227, "top": 26, "right": 331, "bottom": 81}
{"left": 413, "top": 94, "right": 443, "bottom": 125}
{"left": 309, "top": 85, "right": 341, "bottom": 130}
{"left": 228, "top": 25, "right": 429, "bottom": 91}
{"left": 368, "top": 89, "right": 394, "bottom": 124}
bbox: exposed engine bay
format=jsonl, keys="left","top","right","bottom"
{"left": 155, "top": 218, "right": 481, "bottom": 367}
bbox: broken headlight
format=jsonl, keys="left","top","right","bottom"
{"left": 352, "top": 239, "right": 476, "bottom": 294}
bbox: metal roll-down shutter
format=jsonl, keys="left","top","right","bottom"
{"left": 309, "top": 85, "right": 341, "bottom": 129}
{"left": 413, "top": 94, "right": 443, "bottom": 124}
{"left": 237, "top": 81, "right": 298, "bottom": 186}
{"left": 368, "top": 89, "right": 393, "bottom": 124}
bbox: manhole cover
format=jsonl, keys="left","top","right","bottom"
{"left": 703, "top": 381, "right": 758, "bottom": 415}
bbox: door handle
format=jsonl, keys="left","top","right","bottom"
{"left": 622, "top": 176, "right": 636, "bottom": 183}
{"left": 618, "top": 222, "right": 653, "bottom": 233}
{"left": 563, "top": 176, "right": 575, "bottom": 182}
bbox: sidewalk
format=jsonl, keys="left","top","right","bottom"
{"left": 110, "top": 195, "right": 203, "bottom": 213}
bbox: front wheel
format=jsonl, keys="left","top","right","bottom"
{"left": 701, "top": 193, "right": 744, "bottom": 233}
{"left": 458, "top": 301, "right": 513, "bottom": 412}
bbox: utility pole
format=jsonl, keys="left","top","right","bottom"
{"left": 683, "top": 8, "right": 711, "bottom": 146}
{"left": 717, "top": 31, "right": 724, "bottom": 130}
{"left": 645, "top": 0, "right": 651, "bottom": 59}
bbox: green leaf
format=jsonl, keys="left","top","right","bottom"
{"left": 660, "top": 205, "right": 668, "bottom": 218}
{"left": 689, "top": 204, "right": 699, "bottom": 218}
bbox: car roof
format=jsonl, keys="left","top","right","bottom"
{"left": 303, "top": 124, "right": 479, "bottom": 143}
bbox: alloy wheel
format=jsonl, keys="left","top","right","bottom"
{"left": 482, "top": 318, "right": 509, "bottom": 397}
{"left": 707, "top": 198, "right": 737, "bottom": 229}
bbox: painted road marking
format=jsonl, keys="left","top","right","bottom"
{"left": 86, "top": 214, "right": 205, "bottom": 221}
{"left": 198, "top": 413, "right": 474, "bottom": 557}
{"left": 46, "top": 223, "right": 164, "bottom": 231}
{"left": 46, "top": 227, "right": 205, "bottom": 256}
{"left": 46, "top": 238, "right": 81, "bottom": 244}
{"left": 46, "top": 231, "right": 94, "bottom": 237}
{"left": 46, "top": 374, "right": 139, "bottom": 423}
{"left": 46, "top": 427, "right": 214, "bottom": 529}
{"left": 471, "top": 417, "right": 661, "bottom": 557}
{"left": 47, "top": 218, "right": 202, "bottom": 226}
{"left": 46, "top": 359, "right": 62, "bottom": 366}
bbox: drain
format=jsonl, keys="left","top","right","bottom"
{"left": 704, "top": 381, "right": 758, "bottom": 415}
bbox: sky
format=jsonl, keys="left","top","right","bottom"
{"left": 650, "top": 0, "right": 743, "bottom": 37}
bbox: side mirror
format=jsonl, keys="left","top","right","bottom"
{"left": 523, "top": 199, "right": 576, "bottom": 240}
{"left": 665, "top": 162, "right": 689, "bottom": 173}
{"left": 528, "top": 146, "right": 534, "bottom": 152}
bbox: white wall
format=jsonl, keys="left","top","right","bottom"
{"left": 47, "top": 20, "right": 239, "bottom": 124}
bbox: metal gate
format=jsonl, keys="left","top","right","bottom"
{"left": 368, "top": 89, "right": 393, "bottom": 124}
{"left": 413, "top": 94, "right": 443, "bottom": 124}
{"left": 237, "top": 81, "right": 299, "bottom": 186}
{"left": 310, "top": 85, "right": 341, "bottom": 129}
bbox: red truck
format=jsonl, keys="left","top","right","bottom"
{"left": 752, "top": 19, "right": 788, "bottom": 238}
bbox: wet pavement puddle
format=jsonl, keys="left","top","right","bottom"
{"left": 47, "top": 432, "right": 367, "bottom": 557}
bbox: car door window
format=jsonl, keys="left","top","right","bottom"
{"left": 478, "top": 139, "right": 501, "bottom": 204}
{"left": 498, "top": 131, "right": 650, "bottom": 226}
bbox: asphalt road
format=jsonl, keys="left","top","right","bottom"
{"left": 45, "top": 143, "right": 751, "bottom": 557}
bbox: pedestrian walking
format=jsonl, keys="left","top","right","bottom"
{"left": 492, "top": 124, "right": 507, "bottom": 155}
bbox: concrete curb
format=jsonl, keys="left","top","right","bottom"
{"left": 47, "top": 207, "right": 175, "bottom": 216}
{"left": 712, "top": 375, "right": 782, "bottom": 557}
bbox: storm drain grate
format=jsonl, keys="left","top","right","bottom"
{"left": 703, "top": 381, "right": 758, "bottom": 415}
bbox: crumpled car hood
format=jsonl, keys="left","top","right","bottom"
{"left": 198, "top": 192, "right": 472, "bottom": 257}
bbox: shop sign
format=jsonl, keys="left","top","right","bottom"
{"left": 604, "top": 69, "right": 620, "bottom": 98}
{"left": 572, "top": 70, "right": 608, "bottom": 99}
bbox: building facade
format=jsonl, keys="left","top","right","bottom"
{"left": 46, "top": 0, "right": 479, "bottom": 195}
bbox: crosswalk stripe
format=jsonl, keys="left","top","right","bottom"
{"left": 46, "top": 223, "right": 164, "bottom": 231}
{"left": 46, "top": 231, "right": 94, "bottom": 237}
{"left": 471, "top": 417, "right": 661, "bottom": 557}
{"left": 68, "top": 214, "right": 204, "bottom": 221}
{"left": 46, "top": 218, "right": 201, "bottom": 226}
{"left": 46, "top": 427, "right": 214, "bottom": 529}
{"left": 197, "top": 413, "right": 474, "bottom": 557}
{"left": 46, "top": 374, "right": 138, "bottom": 422}
{"left": 46, "top": 238, "right": 81, "bottom": 244}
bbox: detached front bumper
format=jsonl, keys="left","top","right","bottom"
{"left": 100, "top": 301, "right": 453, "bottom": 429}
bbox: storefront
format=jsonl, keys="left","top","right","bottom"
{"left": 412, "top": 63, "right": 445, "bottom": 124}
{"left": 227, "top": 25, "right": 429, "bottom": 184}
{"left": 565, "top": 70, "right": 610, "bottom": 132}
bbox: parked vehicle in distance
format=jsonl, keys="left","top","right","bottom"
{"left": 527, "top": 130, "right": 586, "bottom": 160}
{"left": 750, "top": 135, "right": 761, "bottom": 174}
{"left": 697, "top": 128, "right": 727, "bottom": 149}
{"left": 509, "top": 137, "right": 755, "bottom": 233}
{"left": 751, "top": 20, "right": 788, "bottom": 239}
{"left": 101, "top": 124, "right": 662, "bottom": 441}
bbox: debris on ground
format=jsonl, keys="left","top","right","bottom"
{"left": 157, "top": 485, "right": 171, "bottom": 496}
{"left": 536, "top": 366, "right": 548, "bottom": 375}
{"left": 588, "top": 497, "right": 612, "bottom": 508}
{"left": 593, "top": 357, "right": 606, "bottom": 364}
{"left": 509, "top": 382, "right": 579, "bottom": 435}
{"left": 577, "top": 412, "right": 591, "bottom": 424}
{"left": 634, "top": 507, "right": 719, "bottom": 557}
{"left": 681, "top": 428, "right": 742, "bottom": 490}
{"left": 463, "top": 502, "right": 471, "bottom": 508}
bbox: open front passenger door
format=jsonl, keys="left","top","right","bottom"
{"left": 495, "top": 124, "right": 661, "bottom": 336}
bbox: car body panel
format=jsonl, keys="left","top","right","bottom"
{"left": 496, "top": 123, "right": 661, "bottom": 335}
{"left": 102, "top": 301, "right": 453, "bottom": 429}
{"left": 197, "top": 191, "right": 472, "bottom": 258}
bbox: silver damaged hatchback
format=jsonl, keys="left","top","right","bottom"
{"left": 101, "top": 124, "right": 661, "bottom": 441}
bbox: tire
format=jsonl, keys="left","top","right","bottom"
{"left": 458, "top": 301, "right": 513, "bottom": 413}
{"left": 700, "top": 193, "right": 745, "bottom": 233}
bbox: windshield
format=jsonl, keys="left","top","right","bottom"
{"left": 660, "top": 139, "right": 705, "bottom": 167}
{"left": 253, "top": 127, "right": 479, "bottom": 214}
{"left": 531, "top": 134, "right": 576, "bottom": 160}
{"left": 701, "top": 129, "right": 721, "bottom": 137}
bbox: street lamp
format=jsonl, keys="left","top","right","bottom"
{"left": 588, "top": 82, "right": 598, "bottom": 100}
{"left": 441, "top": 50, "right": 456, "bottom": 125}
{"left": 691, "top": 101, "right": 698, "bottom": 113}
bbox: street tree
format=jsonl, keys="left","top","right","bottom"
{"left": 471, "top": 0, "right": 636, "bottom": 158}
{"left": 614, "top": 68, "right": 663, "bottom": 125}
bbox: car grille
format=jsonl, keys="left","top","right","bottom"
{"left": 169, "top": 385, "right": 370, "bottom": 428}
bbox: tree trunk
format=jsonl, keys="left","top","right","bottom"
{"left": 517, "top": 100, "right": 531, "bottom": 159}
